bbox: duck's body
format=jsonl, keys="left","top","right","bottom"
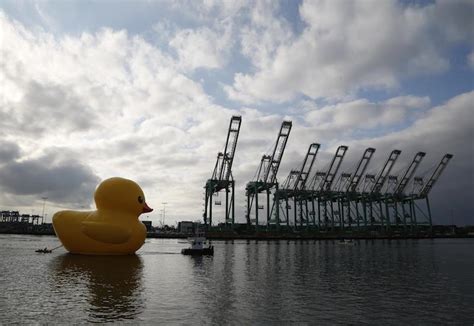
{"left": 53, "top": 177, "right": 152, "bottom": 255}
{"left": 53, "top": 210, "right": 147, "bottom": 255}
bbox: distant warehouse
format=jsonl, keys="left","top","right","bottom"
{"left": 177, "top": 221, "right": 195, "bottom": 234}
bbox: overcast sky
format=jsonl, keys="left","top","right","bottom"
{"left": 0, "top": 0, "right": 472, "bottom": 226}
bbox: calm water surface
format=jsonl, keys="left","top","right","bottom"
{"left": 0, "top": 235, "right": 473, "bottom": 324}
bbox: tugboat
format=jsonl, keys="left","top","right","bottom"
{"left": 181, "top": 235, "right": 214, "bottom": 256}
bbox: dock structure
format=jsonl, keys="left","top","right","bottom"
{"left": 0, "top": 210, "right": 55, "bottom": 235}
{"left": 269, "top": 147, "right": 452, "bottom": 234}
{"left": 201, "top": 116, "right": 452, "bottom": 235}
{"left": 1, "top": 211, "right": 43, "bottom": 224}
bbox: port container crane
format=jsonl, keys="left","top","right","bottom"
{"left": 370, "top": 150, "right": 402, "bottom": 195}
{"left": 245, "top": 121, "right": 292, "bottom": 227}
{"left": 359, "top": 149, "right": 401, "bottom": 228}
{"left": 339, "top": 148, "right": 376, "bottom": 229}
{"left": 272, "top": 143, "right": 320, "bottom": 228}
{"left": 417, "top": 154, "right": 453, "bottom": 199}
{"left": 271, "top": 169, "right": 299, "bottom": 226}
{"left": 203, "top": 116, "right": 242, "bottom": 228}
{"left": 197, "top": 118, "right": 453, "bottom": 236}
{"left": 384, "top": 151, "right": 426, "bottom": 229}
{"left": 293, "top": 143, "right": 320, "bottom": 228}
{"left": 347, "top": 148, "right": 376, "bottom": 193}
{"left": 263, "top": 121, "right": 293, "bottom": 185}
{"left": 318, "top": 146, "right": 349, "bottom": 192}
{"left": 294, "top": 143, "right": 320, "bottom": 191}
{"left": 406, "top": 153, "right": 453, "bottom": 229}
{"left": 393, "top": 152, "right": 426, "bottom": 197}
{"left": 309, "top": 145, "right": 348, "bottom": 229}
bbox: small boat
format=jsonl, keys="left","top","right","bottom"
{"left": 181, "top": 235, "right": 214, "bottom": 256}
{"left": 338, "top": 239, "right": 356, "bottom": 246}
{"left": 35, "top": 248, "right": 52, "bottom": 253}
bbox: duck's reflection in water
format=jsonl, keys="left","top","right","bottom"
{"left": 52, "top": 254, "right": 144, "bottom": 323}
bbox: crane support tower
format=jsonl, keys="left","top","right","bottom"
{"left": 271, "top": 143, "right": 320, "bottom": 228}
{"left": 203, "top": 116, "right": 242, "bottom": 228}
{"left": 404, "top": 153, "right": 454, "bottom": 231}
{"left": 245, "top": 121, "right": 292, "bottom": 228}
{"left": 306, "top": 145, "right": 349, "bottom": 230}
{"left": 383, "top": 152, "right": 426, "bottom": 230}
{"left": 359, "top": 149, "right": 402, "bottom": 229}
{"left": 338, "top": 147, "right": 376, "bottom": 230}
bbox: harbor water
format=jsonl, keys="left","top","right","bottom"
{"left": 0, "top": 235, "right": 473, "bottom": 324}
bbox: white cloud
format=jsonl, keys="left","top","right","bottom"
{"left": 0, "top": 5, "right": 472, "bottom": 226}
{"left": 169, "top": 25, "right": 233, "bottom": 71}
{"left": 0, "top": 11, "right": 237, "bottom": 220}
{"left": 225, "top": 0, "right": 473, "bottom": 104}
{"left": 384, "top": 96, "right": 431, "bottom": 109}
{"left": 0, "top": 151, "right": 100, "bottom": 206}
{"left": 239, "top": 1, "right": 294, "bottom": 70}
{"left": 200, "top": 0, "right": 250, "bottom": 17}
{"left": 302, "top": 96, "right": 430, "bottom": 140}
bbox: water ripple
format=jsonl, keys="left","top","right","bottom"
{"left": 0, "top": 236, "right": 473, "bottom": 324}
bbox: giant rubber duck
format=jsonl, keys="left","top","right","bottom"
{"left": 52, "top": 177, "right": 153, "bottom": 255}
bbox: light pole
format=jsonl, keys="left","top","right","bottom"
{"left": 162, "top": 202, "right": 168, "bottom": 227}
{"left": 41, "top": 197, "right": 48, "bottom": 224}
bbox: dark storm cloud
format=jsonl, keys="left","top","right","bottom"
{"left": 0, "top": 151, "right": 100, "bottom": 207}
{"left": 1, "top": 80, "right": 97, "bottom": 136}
{"left": 270, "top": 91, "right": 473, "bottom": 225}
{"left": 338, "top": 92, "right": 474, "bottom": 225}
{"left": 431, "top": 0, "right": 474, "bottom": 42}
{"left": 0, "top": 141, "right": 21, "bottom": 163}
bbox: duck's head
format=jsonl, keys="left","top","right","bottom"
{"left": 94, "top": 177, "right": 153, "bottom": 217}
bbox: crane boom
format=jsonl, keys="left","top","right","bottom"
{"left": 337, "top": 172, "right": 352, "bottom": 192}
{"left": 346, "top": 147, "right": 376, "bottom": 193}
{"left": 217, "top": 116, "right": 242, "bottom": 181}
{"left": 294, "top": 143, "right": 320, "bottom": 191}
{"left": 211, "top": 153, "right": 223, "bottom": 180}
{"left": 319, "top": 145, "right": 348, "bottom": 192}
{"left": 393, "top": 151, "right": 426, "bottom": 196}
{"left": 254, "top": 155, "right": 271, "bottom": 182}
{"left": 263, "top": 121, "right": 292, "bottom": 184}
{"left": 418, "top": 154, "right": 453, "bottom": 198}
{"left": 282, "top": 170, "right": 300, "bottom": 190}
{"left": 371, "top": 149, "right": 401, "bottom": 194}
{"left": 308, "top": 171, "right": 326, "bottom": 191}
{"left": 204, "top": 116, "right": 242, "bottom": 227}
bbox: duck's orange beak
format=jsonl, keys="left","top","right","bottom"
{"left": 142, "top": 202, "right": 153, "bottom": 213}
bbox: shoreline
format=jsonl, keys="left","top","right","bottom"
{"left": 0, "top": 230, "right": 472, "bottom": 240}
{"left": 1, "top": 221, "right": 472, "bottom": 240}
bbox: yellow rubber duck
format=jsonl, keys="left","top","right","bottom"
{"left": 52, "top": 177, "right": 153, "bottom": 255}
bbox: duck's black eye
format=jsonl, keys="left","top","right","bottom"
{"left": 138, "top": 196, "right": 144, "bottom": 204}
